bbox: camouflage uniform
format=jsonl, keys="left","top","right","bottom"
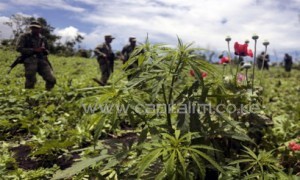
{"left": 122, "top": 44, "right": 137, "bottom": 62}
{"left": 121, "top": 38, "right": 138, "bottom": 80}
{"left": 257, "top": 52, "right": 264, "bottom": 69}
{"left": 284, "top": 53, "right": 293, "bottom": 72}
{"left": 94, "top": 37, "right": 115, "bottom": 85}
{"left": 257, "top": 52, "right": 269, "bottom": 70}
{"left": 16, "top": 31, "right": 56, "bottom": 90}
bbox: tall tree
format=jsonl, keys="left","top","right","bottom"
{"left": 3, "top": 14, "right": 32, "bottom": 44}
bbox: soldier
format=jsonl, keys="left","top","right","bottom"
{"left": 283, "top": 53, "right": 293, "bottom": 72}
{"left": 121, "top": 37, "right": 138, "bottom": 80}
{"left": 16, "top": 21, "right": 56, "bottom": 90}
{"left": 264, "top": 54, "right": 270, "bottom": 70}
{"left": 257, "top": 52, "right": 269, "bottom": 70}
{"left": 257, "top": 52, "right": 264, "bottom": 70}
{"left": 93, "top": 35, "right": 115, "bottom": 86}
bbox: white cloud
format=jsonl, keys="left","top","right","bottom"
{"left": 1, "top": 0, "right": 300, "bottom": 60}
{"left": 54, "top": 26, "right": 86, "bottom": 44}
{"left": 75, "top": 0, "right": 300, "bottom": 60}
{"left": 11, "top": 0, "right": 85, "bottom": 12}
{"left": 74, "top": 0, "right": 98, "bottom": 5}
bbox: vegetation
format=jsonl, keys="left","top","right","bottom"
{"left": 0, "top": 37, "right": 299, "bottom": 179}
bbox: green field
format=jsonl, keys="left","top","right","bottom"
{"left": 0, "top": 44, "right": 299, "bottom": 179}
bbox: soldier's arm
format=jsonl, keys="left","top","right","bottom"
{"left": 120, "top": 46, "right": 128, "bottom": 61}
{"left": 121, "top": 46, "right": 127, "bottom": 55}
{"left": 16, "top": 34, "right": 35, "bottom": 55}
{"left": 94, "top": 45, "right": 106, "bottom": 57}
{"left": 42, "top": 38, "right": 49, "bottom": 49}
{"left": 41, "top": 37, "right": 50, "bottom": 55}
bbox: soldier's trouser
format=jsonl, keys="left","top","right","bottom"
{"left": 126, "top": 62, "right": 138, "bottom": 80}
{"left": 98, "top": 60, "right": 110, "bottom": 85}
{"left": 110, "top": 60, "right": 114, "bottom": 73}
{"left": 285, "top": 65, "right": 292, "bottom": 72}
{"left": 24, "top": 57, "right": 56, "bottom": 90}
{"left": 257, "top": 60, "right": 263, "bottom": 70}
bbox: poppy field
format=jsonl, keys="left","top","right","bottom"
{"left": 0, "top": 37, "right": 300, "bottom": 179}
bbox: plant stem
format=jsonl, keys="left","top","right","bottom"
{"left": 252, "top": 39, "right": 257, "bottom": 94}
{"left": 222, "top": 64, "right": 226, "bottom": 77}
{"left": 165, "top": 52, "right": 183, "bottom": 133}
{"left": 234, "top": 56, "right": 241, "bottom": 87}
{"left": 245, "top": 69, "right": 249, "bottom": 87}
{"left": 162, "top": 84, "right": 172, "bottom": 133}
{"left": 227, "top": 41, "right": 233, "bottom": 75}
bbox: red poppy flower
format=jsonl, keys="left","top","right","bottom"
{"left": 234, "top": 42, "right": 250, "bottom": 57}
{"left": 220, "top": 56, "right": 230, "bottom": 64}
{"left": 247, "top": 49, "right": 253, "bottom": 58}
{"left": 189, "top": 70, "right": 207, "bottom": 78}
{"left": 289, "top": 141, "right": 296, "bottom": 148}
{"left": 292, "top": 144, "right": 300, "bottom": 151}
{"left": 288, "top": 141, "right": 300, "bottom": 151}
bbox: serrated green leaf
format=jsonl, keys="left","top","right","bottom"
{"left": 51, "top": 154, "right": 111, "bottom": 180}
{"left": 165, "top": 150, "right": 176, "bottom": 176}
{"left": 137, "top": 148, "right": 163, "bottom": 178}
{"left": 188, "top": 148, "right": 225, "bottom": 174}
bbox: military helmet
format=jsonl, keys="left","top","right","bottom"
{"left": 104, "top": 35, "right": 115, "bottom": 40}
{"left": 29, "top": 21, "right": 42, "bottom": 29}
{"left": 129, "top": 37, "right": 137, "bottom": 42}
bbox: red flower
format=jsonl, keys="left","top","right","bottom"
{"left": 234, "top": 42, "right": 252, "bottom": 57}
{"left": 189, "top": 70, "right": 207, "bottom": 78}
{"left": 247, "top": 49, "right": 253, "bottom": 57}
{"left": 220, "top": 56, "right": 230, "bottom": 64}
{"left": 289, "top": 141, "right": 296, "bottom": 148}
{"left": 292, "top": 144, "right": 300, "bottom": 151}
{"left": 288, "top": 141, "right": 300, "bottom": 151}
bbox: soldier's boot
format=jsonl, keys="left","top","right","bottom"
{"left": 45, "top": 78, "right": 56, "bottom": 91}
{"left": 43, "top": 73, "right": 56, "bottom": 91}
{"left": 92, "top": 78, "right": 105, "bottom": 86}
{"left": 101, "top": 76, "right": 108, "bottom": 86}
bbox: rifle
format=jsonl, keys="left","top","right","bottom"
{"left": 7, "top": 51, "right": 52, "bottom": 74}
{"left": 7, "top": 56, "right": 26, "bottom": 74}
{"left": 44, "top": 55, "right": 53, "bottom": 71}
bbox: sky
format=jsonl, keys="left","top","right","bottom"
{"left": 0, "top": 0, "right": 300, "bottom": 61}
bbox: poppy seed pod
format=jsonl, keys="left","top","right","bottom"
{"left": 263, "top": 40, "right": 270, "bottom": 46}
{"left": 225, "top": 36, "right": 231, "bottom": 42}
{"left": 245, "top": 39, "right": 250, "bottom": 44}
{"left": 252, "top": 34, "right": 259, "bottom": 40}
{"left": 242, "top": 62, "right": 252, "bottom": 69}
